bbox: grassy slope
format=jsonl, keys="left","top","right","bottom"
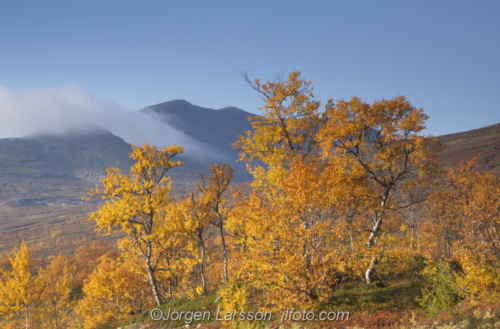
{"left": 110, "top": 281, "right": 500, "bottom": 329}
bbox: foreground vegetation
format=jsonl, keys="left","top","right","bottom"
{"left": 1, "top": 72, "right": 499, "bottom": 328}
{"left": 108, "top": 281, "right": 500, "bottom": 329}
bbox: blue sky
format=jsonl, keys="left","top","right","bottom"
{"left": 0, "top": 1, "right": 499, "bottom": 137}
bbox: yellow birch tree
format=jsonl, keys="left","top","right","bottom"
{"left": 228, "top": 72, "right": 363, "bottom": 309}
{"left": 35, "top": 255, "right": 72, "bottom": 329}
{"left": 233, "top": 71, "right": 326, "bottom": 187}
{"left": 198, "top": 163, "right": 233, "bottom": 283}
{"left": 0, "top": 241, "right": 40, "bottom": 329}
{"left": 227, "top": 159, "right": 352, "bottom": 310}
{"left": 85, "top": 142, "right": 186, "bottom": 306}
{"left": 172, "top": 163, "right": 234, "bottom": 295}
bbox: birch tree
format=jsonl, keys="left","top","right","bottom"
{"left": 198, "top": 163, "right": 233, "bottom": 283}
{"left": 0, "top": 242, "right": 40, "bottom": 329}
{"left": 228, "top": 72, "right": 350, "bottom": 309}
{"left": 85, "top": 142, "right": 186, "bottom": 306}
{"left": 318, "top": 96, "right": 441, "bottom": 284}
{"left": 233, "top": 71, "right": 326, "bottom": 187}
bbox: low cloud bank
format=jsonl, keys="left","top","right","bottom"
{"left": 0, "top": 85, "right": 224, "bottom": 163}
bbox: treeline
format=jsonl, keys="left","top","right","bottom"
{"left": 1, "top": 72, "right": 499, "bottom": 328}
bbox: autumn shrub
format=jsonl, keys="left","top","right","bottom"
{"left": 418, "top": 260, "right": 460, "bottom": 317}
{"left": 377, "top": 233, "right": 420, "bottom": 281}
{"left": 0, "top": 243, "right": 77, "bottom": 329}
{"left": 424, "top": 160, "right": 500, "bottom": 306}
{"left": 218, "top": 281, "right": 250, "bottom": 313}
{"left": 454, "top": 246, "right": 500, "bottom": 304}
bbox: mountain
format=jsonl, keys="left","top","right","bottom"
{"left": 141, "top": 99, "right": 253, "bottom": 156}
{"left": 0, "top": 128, "right": 129, "bottom": 209}
{"left": 141, "top": 100, "right": 254, "bottom": 181}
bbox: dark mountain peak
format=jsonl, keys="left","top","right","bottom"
{"left": 142, "top": 99, "right": 201, "bottom": 115}
{"left": 142, "top": 100, "right": 254, "bottom": 118}
{"left": 217, "top": 106, "right": 252, "bottom": 116}
{"left": 149, "top": 99, "right": 193, "bottom": 110}
{"left": 140, "top": 101, "right": 254, "bottom": 148}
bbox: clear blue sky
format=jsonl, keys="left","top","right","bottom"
{"left": 1, "top": 1, "right": 499, "bottom": 137}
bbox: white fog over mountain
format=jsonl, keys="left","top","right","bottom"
{"left": 0, "top": 85, "right": 225, "bottom": 163}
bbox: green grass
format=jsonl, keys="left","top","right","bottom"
{"left": 108, "top": 280, "right": 500, "bottom": 329}
{"left": 116, "top": 290, "right": 221, "bottom": 328}
{"left": 326, "top": 279, "right": 422, "bottom": 311}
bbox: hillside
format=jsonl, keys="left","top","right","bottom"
{"left": 437, "top": 122, "right": 500, "bottom": 169}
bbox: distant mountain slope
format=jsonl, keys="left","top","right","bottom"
{"left": 2, "top": 128, "right": 133, "bottom": 183}
{"left": 0, "top": 127, "right": 209, "bottom": 203}
{"left": 437, "top": 122, "right": 500, "bottom": 170}
{"left": 0, "top": 129, "right": 130, "bottom": 209}
{"left": 141, "top": 100, "right": 254, "bottom": 177}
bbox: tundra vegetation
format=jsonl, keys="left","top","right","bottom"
{"left": 1, "top": 72, "right": 499, "bottom": 328}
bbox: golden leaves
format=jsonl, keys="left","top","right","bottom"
{"left": 0, "top": 241, "right": 34, "bottom": 315}
{"left": 76, "top": 254, "right": 151, "bottom": 329}
{"left": 425, "top": 159, "right": 500, "bottom": 303}
{"left": 0, "top": 243, "right": 73, "bottom": 328}
{"left": 233, "top": 71, "right": 325, "bottom": 171}
{"left": 85, "top": 142, "right": 189, "bottom": 306}
{"left": 227, "top": 158, "right": 352, "bottom": 310}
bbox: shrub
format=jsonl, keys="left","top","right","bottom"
{"left": 418, "top": 260, "right": 461, "bottom": 317}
